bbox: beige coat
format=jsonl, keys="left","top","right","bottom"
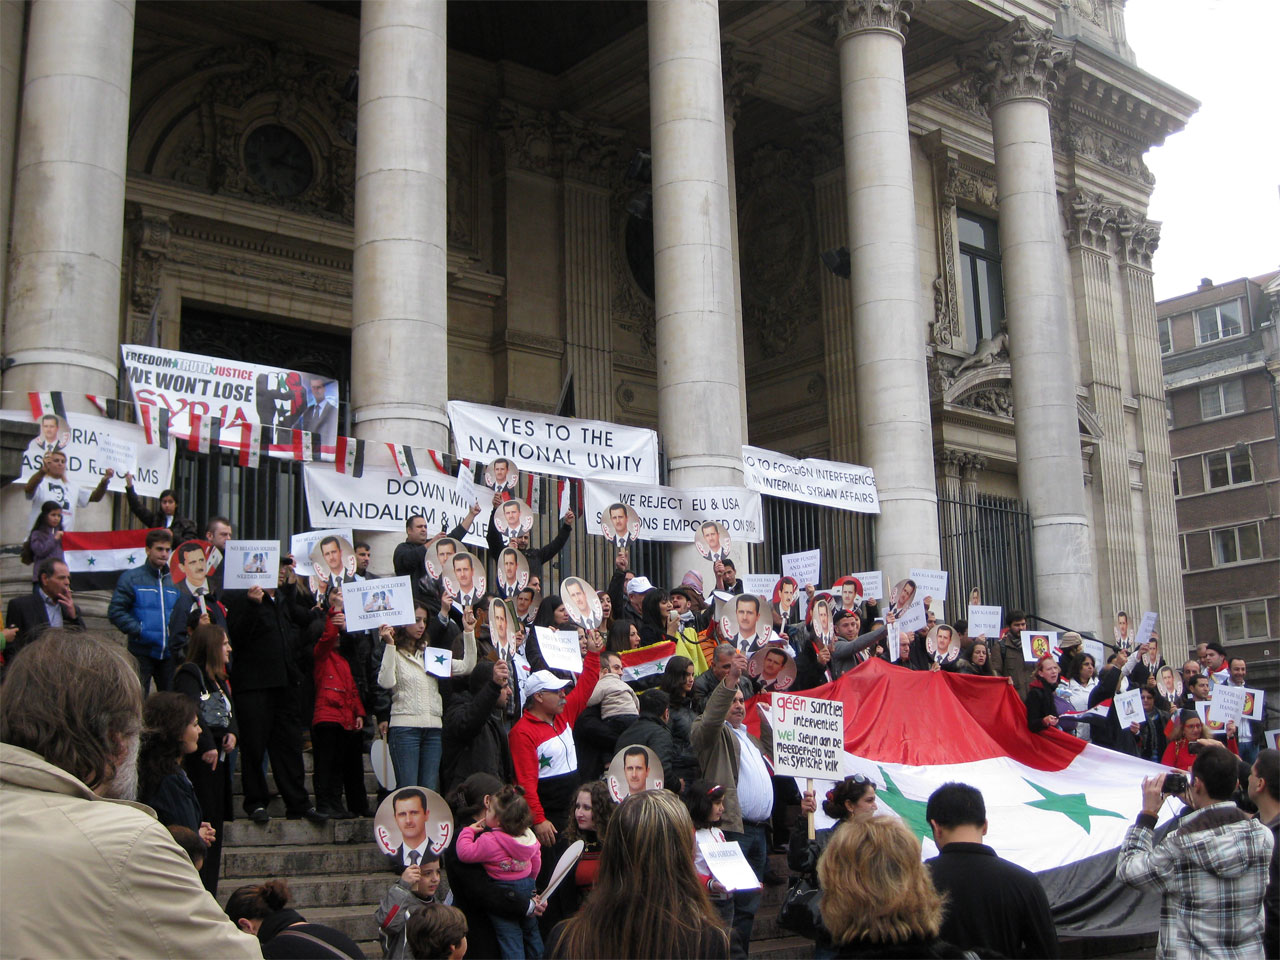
{"left": 379, "top": 630, "right": 478, "bottom": 728}
{"left": 690, "top": 678, "right": 774, "bottom": 834}
{"left": 0, "top": 743, "right": 263, "bottom": 959}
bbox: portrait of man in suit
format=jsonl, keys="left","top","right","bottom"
{"left": 392, "top": 789, "right": 432, "bottom": 867}
{"left": 290, "top": 376, "right": 339, "bottom": 447}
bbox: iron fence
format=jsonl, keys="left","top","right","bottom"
{"left": 748, "top": 495, "right": 876, "bottom": 582}
{"left": 936, "top": 493, "right": 1036, "bottom": 623}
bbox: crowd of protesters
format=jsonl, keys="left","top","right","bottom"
{"left": 2, "top": 479, "right": 1277, "bottom": 960}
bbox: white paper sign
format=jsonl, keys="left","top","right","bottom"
{"left": 699, "top": 840, "right": 762, "bottom": 892}
{"left": 4, "top": 409, "right": 175, "bottom": 497}
{"left": 1209, "top": 684, "right": 1247, "bottom": 726}
{"left": 896, "top": 600, "right": 927, "bottom": 633}
{"left": 455, "top": 463, "right": 480, "bottom": 509}
{"left": 850, "top": 571, "right": 883, "bottom": 601}
{"left": 908, "top": 569, "right": 949, "bottom": 605}
{"left": 1082, "top": 639, "right": 1106, "bottom": 665}
{"left": 222, "top": 539, "right": 280, "bottom": 588}
{"left": 535, "top": 626, "right": 584, "bottom": 674}
{"left": 967, "top": 605, "right": 1003, "bottom": 638}
{"left": 583, "top": 478, "right": 764, "bottom": 544}
{"left": 1266, "top": 730, "right": 1278, "bottom": 751}
{"left": 1114, "top": 689, "right": 1144, "bottom": 726}
{"left": 1242, "top": 687, "right": 1265, "bottom": 722}
{"left": 290, "top": 528, "right": 354, "bottom": 564}
{"left": 741, "top": 574, "right": 778, "bottom": 599}
{"left": 782, "top": 550, "right": 821, "bottom": 589}
{"left": 303, "top": 466, "right": 487, "bottom": 547}
{"left": 1021, "top": 631, "right": 1058, "bottom": 663}
{"left": 741, "top": 445, "right": 880, "bottom": 514}
{"left": 771, "top": 692, "right": 845, "bottom": 779}
{"left": 447, "top": 400, "right": 659, "bottom": 484}
{"left": 423, "top": 648, "right": 453, "bottom": 678}
{"left": 341, "top": 575, "right": 416, "bottom": 631}
{"left": 1133, "top": 611, "right": 1158, "bottom": 649}
{"left": 886, "top": 622, "right": 901, "bottom": 661}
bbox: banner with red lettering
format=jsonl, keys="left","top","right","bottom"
{"left": 121, "top": 344, "right": 340, "bottom": 460}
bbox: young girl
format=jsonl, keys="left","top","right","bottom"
{"left": 683, "top": 780, "right": 735, "bottom": 933}
{"left": 455, "top": 784, "right": 543, "bottom": 960}
{"left": 22, "top": 501, "right": 63, "bottom": 580}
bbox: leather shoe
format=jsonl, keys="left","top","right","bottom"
{"left": 249, "top": 807, "right": 270, "bottom": 824}
{"left": 302, "top": 807, "right": 330, "bottom": 824}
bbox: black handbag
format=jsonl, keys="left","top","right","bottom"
{"left": 188, "top": 665, "right": 231, "bottom": 731}
{"left": 778, "top": 873, "right": 824, "bottom": 940}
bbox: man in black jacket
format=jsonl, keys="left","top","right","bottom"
{"left": 925, "top": 782, "right": 1059, "bottom": 959}
{"left": 4, "top": 559, "right": 85, "bottom": 667}
{"left": 484, "top": 491, "right": 575, "bottom": 580}
{"left": 441, "top": 659, "right": 514, "bottom": 794}
{"left": 223, "top": 560, "right": 326, "bottom": 824}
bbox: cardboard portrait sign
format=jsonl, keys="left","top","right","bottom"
{"left": 488, "top": 597, "right": 519, "bottom": 658}
{"left": 561, "top": 576, "right": 603, "bottom": 630}
{"left": 748, "top": 645, "right": 797, "bottom": 692}
{"left": 925, "top": 624, "right": 961, "bottom": 665}
{"left": 1194, "top": 700, "right": 1229, "bottom": 736}
{"left": 771, "top": 576, "right": 802, "bottom": 627}
{"left": 309, "top": 534, "right": 357, "bottom": 586}
{"left": 601, "top": 501, "right": 642, "bottom": 547}
{"left": 425, "top": 536, "right": 462, "bottom": 581}
{"left": 718, "top": 593, "right": 774, "bottom": 656}
{"left": 370, "top": 738, "right": 395, "bottom": 791}
{"left": 169, "top": 539, "right": 217, "bottom": 588}
{"left": 484, "top": 457, "right": 520, "bottom": 492}
{"left": 1242, "top": 687, "right": 1265, "bottom": 722}
{"left": 606, "top": 744, "right": 665, "bottom": 802}
{"left": 374, "top": 786, "right": 454, "bottom": 865}
{"left": 26, "top": 413, "right": 71, "bottom": 458}
{"left": 831, "top": 576, "right": 864, "bottom": 612}
{"left": 440, "top": 550, "right": 486, "bottom": 606}
{"left": 693, "top": 520, "right": 731, "bottom": 562}
{"left": 887, "top": 579, "right": 927, "bottom": 633}
{"left": 1156, "top": 665, "right": 1183, "bottom": 704}
{"left": 808, "top": 597, "right": 835, "bottom": 643}
{"left": 494, "top": 546, "right": 530, "bottom": 599}
{"left": 495, "top": 498, "right": 535, "bottom": 543}
{"left": 290, "top": 528, "right": 353, "bottom": 570}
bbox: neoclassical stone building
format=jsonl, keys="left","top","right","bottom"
{"left": 0, "top": 0, "right": 1195, "bottom": 644}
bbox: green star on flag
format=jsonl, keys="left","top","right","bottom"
{"left": 86, "top": 556, "right": 96, "bottom": 566}
{"left": 125, "top": 554, "right": 137, "bottom": 564}
{"left": 875, "top": 767, "right": 932, "bottom": 841}
{"left": 538, "top": 753, "right": 552, "bottom": 770}
{"left": 1022, "top": 779, "right": 1125, "bottom": 833}
{"left": 433, "top": 654, "right": 447, "bottom": 665}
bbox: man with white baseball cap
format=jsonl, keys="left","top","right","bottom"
{"left": 508, "top": 633, "right": 606, "bottom": 847}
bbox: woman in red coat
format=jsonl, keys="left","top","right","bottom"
{"left": 1161, "top": 711, "right": 1238, "bottom": 771}
{"left": 312, "top": 588, "right": 370, "bottom": 818}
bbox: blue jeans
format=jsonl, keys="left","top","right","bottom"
{"left": 387, "top": 726, "right": 443, "bottom": 792}
{"left": 724, "top": 822, "right": 768, "bottom": 949}
{"left": 490, "top": 876, "right": 542, "bottom": 959}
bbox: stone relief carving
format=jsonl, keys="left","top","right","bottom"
{"left": 127, "top": 212, "right": 173, "bottom": 313}
{"left": 828, "top": 0, "right": 914, "bottom": 41}
{"left": 798, "top": 105, "right": 844, "bottom": 174}
{"left": 1056, "top": 119, "right": 1155, "bottom": 185}
{"left": 611, "top": 187, "right": 657, "bottom": 355}
{"left": 494, "top": 100, "right": 558, "bottom": 176}
{"left": 955, "top": 331, "right": 1010, "bottom": 374}
{"left": 937, "top": 76, "right": 986, "bottom": 119}
{"left": 959, "top": 17, "right": 1073, "bottom": 110}
{"left": 447, "top": 120, "right": 477, "bottom": 250}
{"left": 1115, "top": 212, "right": 1161, "bottom": 268}
{"left": 928, "top": 152, "right": 997, "bottom": 350}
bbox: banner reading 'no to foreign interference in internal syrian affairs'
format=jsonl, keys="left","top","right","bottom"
{"left": 741, "top": 445, "right": 880, "bottom": 514}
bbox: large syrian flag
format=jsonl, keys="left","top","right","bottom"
{"left": 761, "top": 659, "right": 1172, "bottom": 937}
{"left": 63, "top": 529, "right": 150, "bottom": 590}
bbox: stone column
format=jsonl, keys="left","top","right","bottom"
{"left": 1, "top": 0, "right": 136, "bottom": 404}
{"left": 831, "top": 0, "right": 940, "bottom": 577}
{"left": 351, "top": 0, "right": 450, "bottom": 449}
{"left": 1117, "top": 216, "right": 1186, "bottom": 650}
{"left": 723, "top": 44, "right": 759, "bottom": 443}
{"left": 0, "top": 0, "right": 26, "bottom": 316}
{"left": 964, "top": 18, "right": 1099, "bottom": 630}
{"left": 1065, "top": 191, "right": 1139, "bottom": 623}
{"left": 649, "top": 0, "right": 746, "bottom": 580}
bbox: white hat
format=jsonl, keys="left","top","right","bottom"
{"left": 625, "top": 575, "right": 655, "bottom": 596}
{"left": 524, "top": 670, "right": 571, "bottom": 698}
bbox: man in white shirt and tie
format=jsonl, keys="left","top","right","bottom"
{"left": 391, "top": 789, "right": 435, "bottom": 871}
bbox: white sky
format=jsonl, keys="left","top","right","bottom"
{"left": 1123, "top": 0, "right": 1279, "bottom": 302}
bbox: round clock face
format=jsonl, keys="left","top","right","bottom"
{"left": 243, "top": 125, "right": 314, "bottom": 199}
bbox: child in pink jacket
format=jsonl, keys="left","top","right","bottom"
{"left": 455, "top": 784, "right": 543, "bottom": 959}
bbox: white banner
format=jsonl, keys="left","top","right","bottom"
{"left": 4, "top": 409, "right": 174, "bottom": 497}
{"left": 741, "top": 445, "right": 879, "bottom": 514}
{"left": 121, "top": 344, "right": 341, "bottom": 456}
{"left": 582, "top": 479, "right": 764, "bottom": 544}
{"left": 447, "top": 400, "right": 659, "bottom": 484}
{"left": 771, "top": 692, "right": 845, "bottom": 779}
{"left": 341, "top": 575, "right": 416, "bottom": 631}
{"left": 304, "top": 466, "right": 487, "bottom": 547}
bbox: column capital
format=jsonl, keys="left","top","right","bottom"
{"left": 1115, "top": 211, "right": 1161, "bottom": 268}
{"left": 959, "top": 17, "right": 1073, "bottom": 111}
{"left": 721, "top": 42, "right": 762, "bottom": 125}
{"left": 828, "top": 0, "right": 914, "bottom": 45}
{"left": 1065, "top": 188, "right": 1124, "bottom": 253}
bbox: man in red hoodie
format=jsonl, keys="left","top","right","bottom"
{"left": 509, "top": 632, "right": 604, "bottom": 846}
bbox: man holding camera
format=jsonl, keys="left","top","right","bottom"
{"left": 1116, "top": 744, "right": 1274, "bottom": 959}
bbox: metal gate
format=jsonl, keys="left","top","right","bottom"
{"left": 748, "top": 496, "right": 876, "bottom": 581}
{"left": 936, "top": 493, "right": 1036, "bottom": 622}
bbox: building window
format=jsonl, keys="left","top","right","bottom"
{"left": 1219, "top": 600, "right": 1269, "bottom": 643}
{"left": 957, "top": 211, "right": 1005, "bottom": 348}
{"left": 1158, "top": 318, "right": 1172, "bottom": 354}
{"left": 1196, "top": 299, "right": 1243, "bottom": 345}
{"left": 1171, "top": 461, "right": 1181, "bottom": 495}
{"left": 1179, "top": 534, "right": 1188, "bottom": 570}
{"left": 1212, "top": 523, "right": 1262, "bottom": 565}
{"left": 1204, "top": 448, "right": 1253, "bottom": 489}
{"left": 1199, "top": 379, "right": 1245, "bottom": 420}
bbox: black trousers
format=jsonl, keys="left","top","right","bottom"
{"left": 183, "top": 747, "right": 232, "bottom": 894}
{"left": 311, "top": 722, "right": 369, "bottom": 815}
{"left": 234, "top": 687, "right": 310, "bottom": 815}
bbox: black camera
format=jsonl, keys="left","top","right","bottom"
{"left": 1162, "top": 773, "right": 1189, "bottom": 794}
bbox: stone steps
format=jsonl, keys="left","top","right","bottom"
{"left": 216, "top": 871, "right": 395, "bottom": 912}
{"left": 222, "top": 842, "right": 391, "bottom": 879}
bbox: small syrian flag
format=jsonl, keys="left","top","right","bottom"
{"left": 27, "top": 392, "right": 67, "bottom": 422}
{"left": 291, "top": 429, "right": 318, "bottom": 462}
{"left": 423, "top": 648, "right": 452, "bottom": 677}
{"left": 557, "top": 480, "right": 570, "bottom": 519}
{"left": 187, "top": 411, "right": 213, "bottom": 453}
{"left": 387, "top": 443, "right": 418, "bottom": 477}
{"left": 238, "top": 423, "right": 266, "bottom": 468}
{"left": 526, "top": 473, "right": 541, "bottom": 512}
{"left": 85, "top": 395, "right": 122, "bottom": 419}
{"left": 764, "top": 660, "right": 1176, "bottom": 938}
{"left": 63, "top": 529, "right": 150, "bottom": 590}
{"left": 619, "top": 640, "right": 677, "bottom": 683}
{"left": 139, "top": 405, "right": 170, "bottom": 448}
{"left": 336, "top": 436, "right": 365, "bottom": 476}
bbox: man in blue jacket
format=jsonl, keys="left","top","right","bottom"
{"left": 108, "top": 528, "right": 180, "bottom": 694}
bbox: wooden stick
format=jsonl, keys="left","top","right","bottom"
{"left": 807, "top": 777, "right": 816, "bottom": 840}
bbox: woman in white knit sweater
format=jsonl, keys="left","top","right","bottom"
{"left": 377, "top": 602, "right": 477, "bottom": 791}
